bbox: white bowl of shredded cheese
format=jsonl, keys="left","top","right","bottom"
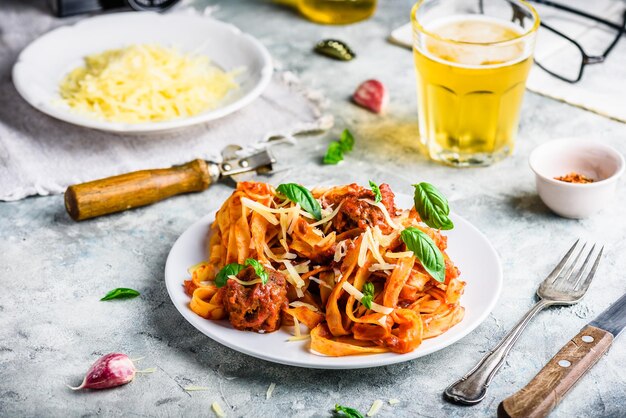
{"left": 12, "top": 12, "right": 273, "bottom": 133}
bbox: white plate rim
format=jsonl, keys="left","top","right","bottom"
{"left": 12, "top": 12, "right": 274, "bottom": 134}
{"left": 164, "top": 195, "right": 503, "bottom": 369}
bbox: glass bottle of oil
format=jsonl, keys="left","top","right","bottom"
{"left": 276, "top": 0, "right": 377, "bottom": 25}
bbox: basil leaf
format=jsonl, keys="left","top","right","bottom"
{"left": 400, "top": 227, "right": 445, "bottom": 283}
{"left": 368, "top": 180, "right": 382, "bottom": 203}
{"left": 323, "top": 129, "right": 355, "bottom": 165}
{"left": 245, "top": 258, "right": 269, "bottom": 285}
{"left": 338, "top": 129, "right": 355, "bottom": 152}
{"left": 276, "top": 183, "right": 322, "bottom": 220}
{"left": 413, "top": 182, "right": 454, "bottom": 230}
{"left": 323, "top": 141, "right": 344, "bottom": 165}
{"left": 360, "top": 282, "right": 375, "bottom": 309}
{"left": 100, "top": 288, "right": 140, "bottom": 301}
{"left": 215, "top": 263, "right": 245, "bottom": 288}
{"left": 335, "top": 404, "right": 364, "bottom": 418}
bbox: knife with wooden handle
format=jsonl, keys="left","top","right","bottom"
{"left": 64, "top": 148, "right": 275, "bottom": 221}
{"left": 498, "top": 291, "right": 626, "bottom": 418}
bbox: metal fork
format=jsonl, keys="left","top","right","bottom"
{"left": 444, "top": 239, "right": 604, "bottom": 405}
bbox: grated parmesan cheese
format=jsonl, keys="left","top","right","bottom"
{"left": 367, "top": 399, "right": 383, "bottom": 416}
{"left": 341, "top": 282, "right": 394, "bottom": 315}
{"left": 59, "top": 44, "right": 239, "bottom": 123}
{"left": 385, "top": 251, "right": 414, "bottom": 259}
{"left": 184, "top": 385, "right": 210, "bottom": 391}
{"left": 241, "top": 198, "right": 280, "bottom": 225}
{"left": 266, "top": 383, "right": 276, "bottom": 400}
{"left": 227, "top": 275, "right": 264, "bottom": 286}
{"left": 360, "top": 199, "right": 401, "bottom": 230}
{"left": 369, "top": 263, "right": 396, "bottom": 272}
{"left": 212, "top": 401, "right": 226, "bottom": 417}
{"left": 279, "top": 261, "right": 304, "bottom": 298}
{"left": 289, "top": 301, "right": 319, "bottom": 312}
{"left": 309, "top": 202, "right": 343, "bottom": 227}
{"left": 309, "top": 276, "right": 333, "bottom": 290}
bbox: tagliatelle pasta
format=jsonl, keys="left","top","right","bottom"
{"left": 183, "top": 182, "right": 465, "bottom": 356}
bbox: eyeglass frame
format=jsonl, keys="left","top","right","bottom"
{"left": 528, "top": 0, "right": 626, "bottom": 83}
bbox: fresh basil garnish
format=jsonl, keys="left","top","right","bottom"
{"left": 413, "top": 182, "right": 454, "bottom": 230}
{"left": 338, "top": 129, "right": 355, "bottom": 152}
{"left": 401, "top": 227, "right": 445, "bottom": 283}
{"left": 360, "top": 282, "right": 375, "bottom": 309}
{"left": 100, "top": 288, "right": 140, "bottom": 301}
{"left": 323, "top": 142, "right": 344, "bottom": 164}
{"left": 244, "top": 258, "right": 269, "bottom": 285}
{"left": 335, "top": 404, "right": 364, "bottom": 418}
{"left": 368, "top": 180, "right": 382, "bottom": 203}
{"left": 276, "top": 183, "right": 322, "bottom": 220}
{"left": 215, "top": 263, "right": 245, "bottom": 288}
{"left": 323, "top": 129, "right": 355, "bottom": 165}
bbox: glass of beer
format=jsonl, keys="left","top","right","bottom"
{"left": 412, "top": 0, "right": 540, "bottom": 166}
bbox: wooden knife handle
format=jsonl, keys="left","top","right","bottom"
{"left": 65, "top": 159, "right": 219, "bottom": 221}
{"left": 497, "top": 325, "right": 613, "bottom": 418}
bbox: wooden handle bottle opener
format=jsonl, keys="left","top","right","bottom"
{"left": 64, "top": 148, "right": 275, "bottom": 221}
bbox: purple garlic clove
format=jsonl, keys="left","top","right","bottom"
{"left": 70, "top": 353, "right": 136, "bottom": 390}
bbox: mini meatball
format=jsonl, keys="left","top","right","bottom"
{"left": 221, "top": 266, "right": 288, "bottom": 333}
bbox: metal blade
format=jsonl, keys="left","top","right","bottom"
{"left": 589, "top": 292, "right": 626, "bottom": 337}
{"left": 218, "top": 148, "right": 276, "bottom": 179}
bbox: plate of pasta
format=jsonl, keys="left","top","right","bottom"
{"left": 165, "top": 181, "right": 502, "bottom": 369}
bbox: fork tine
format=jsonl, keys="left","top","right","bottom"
{"left": 554, "top": 242, "right": 587, "bottom": 286}
{"left": 571, "top": 243, "right": 596, "bottom": 289}
{"left": 576, "top": 246, "right": 604, "bottom": 291}
{"left": 546, "top": 239, "right": 580, "bottom": 283}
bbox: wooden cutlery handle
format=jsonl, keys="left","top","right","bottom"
{"left": 65, "top": 159, "right": 218, "bottom": 221}
{"left": 497, "top": 325, "right": 613, "bottom": 418}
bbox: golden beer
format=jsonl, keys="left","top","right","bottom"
{"left": 412, "top": 1, "right": 539, "bottom": 166}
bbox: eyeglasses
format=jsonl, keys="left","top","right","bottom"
{"left": 528, "top": 0, "right": 626, "bottom": 83}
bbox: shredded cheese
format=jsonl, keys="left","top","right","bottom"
{"left": 388, "top": 399, "right": 400, "bottom": 405}
{"left": 289, "top": 301, "right": 319, "bottom": 312}
{"left": 293, "top": 261, "right": 311, "bottom": 274}
{"left": 282, "top": 260, "right": 306, "bottom": 297}
{"left": 266, "top": 383, "right": 276, "bottom": 400}
{"left": 365, "top": 228, "right": 386, "bottom": 265}
{"left": 227, "top": 275, "right": 264, "bottom": 286}
{"left": 377, "top": 315, "right": 388, "bottom": 326}
{"left": 184, "top": 385, "right": 210, "bottom": 391}
{"left": 369, "top": 263, "right": 396, "bottom": 272}
{"left": 309, "top": 276, "right": 333, "bottom": 289}
{"left": 360, "top": 198, "right": 401, "bottom": 230}
{"left": 309, "top": 202, "right": 343, "bottom": 227}
{"left": 385, "top": 251, "right": 414, "bottom": 259}
{"left": 287, "top": 204, "right": 301, "bottom": 234}
{"left": 287, "top": 334, "right": 311, "bottom": 342}
{"left": 367, "top": 400, "right": 383, "bottom": 416}
{"left": 241, "top": 198, "right": 280, "bottom": 225}
{"left": 358, "top": 230, "right": 371, "bottom": 267}
{"left": 212, "top": 401, "right": 226, "bottom": 417}
{"left": 341, "top": 282, "right": 394, "bottom": 315}
{"left": 293, "top": 315, "right": 301, "bottom": 338}
{"left": 59, "top": 44, "right": 239, "bottom": 123}
{"left": 262, "top": 241, "right": 297, "bottom": 262}
{"left": 334, "top": 240, "right": 348, "bottom": 263}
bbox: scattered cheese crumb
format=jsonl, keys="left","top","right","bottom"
{"left": 212, "top": 401, "right": 226, "bottom": 417}
{"left": 184, "top": 385, "right": 210, "bottom": 391}
{"left": 388, "top": 399, "right": 400, "bottom": 405}
{"left": 367, "top": 399, "right": 383, "bottom": 416}
{"left": 266, "top": 382, "right": 276, "bottom": 400}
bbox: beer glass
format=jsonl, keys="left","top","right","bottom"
{"left": 412, "top": 0, "right": 540, "bottom": 166}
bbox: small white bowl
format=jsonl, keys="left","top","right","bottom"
{"left": 529, "top": 138, "right": 625, "bottom": 219}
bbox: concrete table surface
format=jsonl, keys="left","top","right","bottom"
{"left": 1, "top": 1, "right": 625, "bottom": 417}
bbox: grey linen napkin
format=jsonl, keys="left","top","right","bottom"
{"left": 0, "top": 3, "right": 332, "bottom": 201}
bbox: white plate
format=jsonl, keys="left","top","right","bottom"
{"left": 12, "top": 12, "right": 273, "bottom": 134}
{"left": 164, "top": 194, "right": 503, "bottom": 369}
